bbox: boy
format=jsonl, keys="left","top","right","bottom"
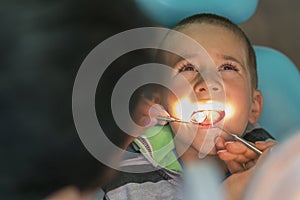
{"left": 103, "top": 14, "right": 275, "bottom": 199}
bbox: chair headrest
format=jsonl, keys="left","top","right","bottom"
{"left": 255, "top": 46, "right": 300, "bottom": 141}
{"left": 134, "top": 0, "right": 258, "bottom": 26}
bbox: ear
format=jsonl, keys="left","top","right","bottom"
{"left": 249, "top": 90, "right": 264, "bottom": 123}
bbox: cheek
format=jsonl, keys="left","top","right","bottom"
{"left": 223, "top": 85, "right": 252, "bottom": 134}
{"left": 164, "top": 92, "right": 177, "bottom": 113}
{"left": 170, "top": 123, "right": 197, "bottom": 145}
{"left": 164, "top": 92, "right": 188, "bottom": 119}
{"left": 224, "top": 79, "right": 252, "bottom": 112}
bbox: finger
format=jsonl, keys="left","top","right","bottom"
{"left": 132, "top": 96, "right": 169, "bottom": 127}
{"left": 139, "top": 97, "right": 156, "bottom": 113}
{"left": 224, "top": 141, "right": 247, "bottom": 154}
{"left": 131, "top": 97, "right": 153, "bottom": 123}
{"left": 255, "top": 140, "right": 277, "bottom": 150}
{"left": 218, "top": 150, "right": 257, "bottom": 174}
{"left": 149, "top": 104, "right": 169, "bottom": 117}
{"left": 149, "top": 104, "right": 169, "bottom": 125}
{"left": 218, "top": 149, "right": 254, "bottom": 163}
{"left": 245, "top": 160, "right": 256, "bottom": 169}
{"left": 132, "top": 114, "right": 147, "bottom": 127}
{"left": 215, "top": 136, "right": 226, "bottom": 151}
{"left": 225, "top": 141, "right": 258, "bottom": 160}
{"left": 225, "top": 160, "right": 245, "bottom": 174}
{"left": 222, "top": 159, "right": 256, "bottom": 174}
{"left": 137, "top": 104, "right": 169, "bottom": 127}
{"left": 217, "top": 149, "right": 236, "bottom": 161}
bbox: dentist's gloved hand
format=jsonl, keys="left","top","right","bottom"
{"left": 216, "top": 137, "right": 277, "bottom": 173}
{"left": 131, "top": 95, "right": 169, "bottom": 129}
{"left": 221, "top": 147, "right": 274, "bottom": 200}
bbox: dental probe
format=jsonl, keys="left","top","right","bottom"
{"left": 212, "top": 126, "right": 262, "bottom": 155}
{"left": 156, "top": 116, "right": 262, "bottom": 155}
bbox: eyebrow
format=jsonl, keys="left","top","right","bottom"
{"left": 220, "top": 54, "right": 246, "bottom": 69}
{"left": 172, "top": 53, "right": 209, "bottom": 65}
{"left": 167, "top": 53, "right": 195, "bottom": 67}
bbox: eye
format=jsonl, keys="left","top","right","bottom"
{"left": 218, "top": 63, "right": 239, "bottom": 72}
{"left": 178, "top": 63, "right": 198, "bottom": 73}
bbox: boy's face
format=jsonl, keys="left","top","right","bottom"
{"left": 163, "top": 23, "right": 262, "bottom": 157}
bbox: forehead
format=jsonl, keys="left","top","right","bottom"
{"left": 169, "top": 23, "right": 249, "bottom": 69}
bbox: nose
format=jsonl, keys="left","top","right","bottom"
{"left": 194, "top": 75, "right": 222, "bottom": 95}
{"left": 195, "top": 81, "right": 220, "bottom": 93}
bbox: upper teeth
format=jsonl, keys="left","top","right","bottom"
{"left": 207, "top": 111, "right": 221, "bottom": 123}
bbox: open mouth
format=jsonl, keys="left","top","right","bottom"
{"left": 190, "top": 110, "right": 225, "bottom": 127}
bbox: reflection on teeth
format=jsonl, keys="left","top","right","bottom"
{"left": 195, "top": 102, "right": 225, "bottom": 110}
{"left": 190, "top": 110, "right": 223, "bottom": 124}
{"left": 190, "top": 111, "right": 207, "bottom": 123}
{"left": 173, "top": 99, "right": 228, "bottom": 123}
{"left": 206, "top": 111, "right": 221, "bottom": 124}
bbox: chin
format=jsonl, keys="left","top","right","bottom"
{"left": 191, "top": 142, "right": 218, "bottom": 158}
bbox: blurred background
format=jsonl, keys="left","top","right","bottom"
{"left": 0, "top": 0, "right": 152, "bottom": 198}
{"left": 240, "top": 0, "right": 300, "bottom": 70}
{"left": 0, "top": 0, "right": 299, "bottom": 199}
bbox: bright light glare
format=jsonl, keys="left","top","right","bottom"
{"left": 173, "top": 98, "right": 233, "bottom": 122}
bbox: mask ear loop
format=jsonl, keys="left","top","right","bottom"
{"left": 197, "top": 111, "right": 223, "bottom": 158}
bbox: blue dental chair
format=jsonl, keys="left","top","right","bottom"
{"left": 255, "top": 46, "right": 300, "bottom": 142}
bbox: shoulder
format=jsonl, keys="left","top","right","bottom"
{"left": 243, "top": 128, "right": 275, "bottom": 143}
{"left": 104, "top": 177, "right": 179, "bottom": 200}
{"left": 102, "top": 144, "right": 180, "bottom": 200}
